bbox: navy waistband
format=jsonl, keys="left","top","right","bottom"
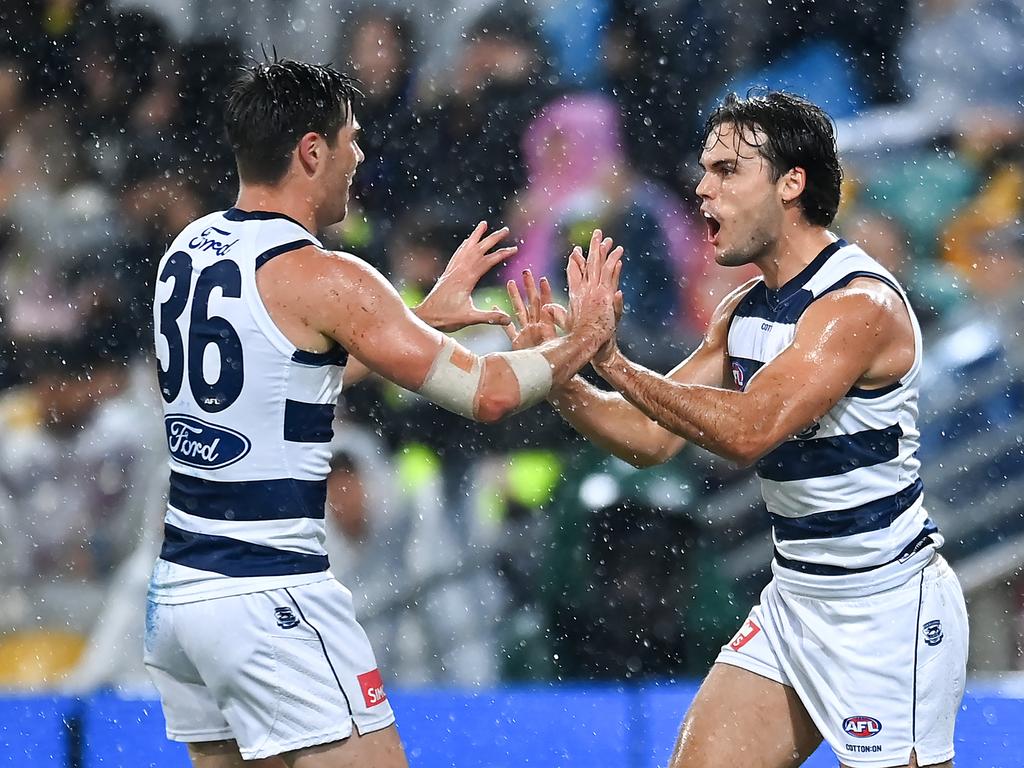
{"left": 773, "top": 521, "right": 939, "bottom": 576}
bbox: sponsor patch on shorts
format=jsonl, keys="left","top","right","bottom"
{"left": 358, "top": 669, "right": 387, "bottom": 708}
{"left": 728, "top": 618, "right": 762, "bottom": 651}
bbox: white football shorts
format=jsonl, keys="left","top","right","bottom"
{"left": 717, "top": 554, "right": 967, "bottom": 768}
{"left": 144, "top": 577, "right": 396, "bottom": 760}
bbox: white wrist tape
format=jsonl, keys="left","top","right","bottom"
{"left": 417, "top": 339, "right": 554, "bottom": 420}
{"left": 418, "top": 338, "right": 482, "bottom": 419}
{"left": 495, "top": 348, "right": 553, "bottom": 413}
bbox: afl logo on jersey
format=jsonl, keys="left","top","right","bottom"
{"left": 165, "top": 414, "right": 251, "bottom": 469}
{"left": 731, "top": 361, "right": 746, "bottom": 390}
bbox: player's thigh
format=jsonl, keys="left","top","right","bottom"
{"left": 669, "top": 662, "right": 821, "bottom": 768}
{"left": 282, "top": 725, "right": 407, "bottom": 768}
{"left": 187, "top": 739, "right": 287, "bottom": 768}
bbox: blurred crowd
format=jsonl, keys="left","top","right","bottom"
{"left": 0, "top": 0, "right": 1022, "bottom": 690}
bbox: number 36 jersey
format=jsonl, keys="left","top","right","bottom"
{"left": 149, "top": 208, "right": 347, "bottom": 604}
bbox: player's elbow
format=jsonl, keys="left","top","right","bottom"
{"left": 473, "top": 391, "right": 520, "bottom": 424}
{"left": 723, "top": 435, "right": 768, "bottom": 468}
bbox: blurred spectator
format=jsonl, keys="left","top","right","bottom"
{"left": 747, "top": 0, "right": 909, "bottom": 106}
{"left": 902, "top": 0, "right": 1024, "bottom": 118}
{"left": 836, "top": 204, "right": 968, "bottom": 328}
{"left": 341, "top": 8, "right": 421, "bottom": 249}
{"left": 504, "top": 92, "right": 708, "bottom": 364}
{"left": 942, "top": 139, "right": 1024, "bottom": 304}
{"left": 404, "top": 4, "right": 557, "bottom": 221}
{"left": 602, "top": 0, "right": 740, "bottom": 187}
{"left": 323, "top": 421, "right": 498, "bottom": 684}
{"left": 0, "top": 327, "right": 155, "bottom": 637}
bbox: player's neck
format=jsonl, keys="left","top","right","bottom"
{"left": 758, "top": 226, "right": 836, "bottom": 290}
{"left": 234, "top": 185, "right": 319, "bottom": 234}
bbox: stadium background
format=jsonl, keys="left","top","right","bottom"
{"left": 0, "top": 0, "right": 1022, "bottom": 765}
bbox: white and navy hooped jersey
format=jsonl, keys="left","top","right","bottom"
{"left": 149, "top": 208, "right": 347, "bottom": 603}
{"left": 727, "top": 238, "right": 941, "bottom": 585}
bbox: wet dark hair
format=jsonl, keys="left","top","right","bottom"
{"left": 224, "top": 58, "right": 360, "bottom": 184}
{"left": 703, "top": 90, "right": 842, "bottom": 227}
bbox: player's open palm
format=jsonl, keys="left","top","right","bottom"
{"left": 417, "top": 221, "right": 517, "bottom": 332}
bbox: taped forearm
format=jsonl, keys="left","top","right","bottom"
{"left": 417, "top": 338, "right": 553, "bottom": 420}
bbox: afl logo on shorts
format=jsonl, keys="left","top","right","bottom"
{"left": 843, "top": 716, "right": 882, "bottom": 738}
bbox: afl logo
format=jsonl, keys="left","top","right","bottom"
{"left": 731, "top": 361, "right": 746, "bottom": 389}
{"left": 843, "top": 716, "right": 882, "bottom": 738}
{"left": 165, "top": 414, "right": 251, "bottom": 469}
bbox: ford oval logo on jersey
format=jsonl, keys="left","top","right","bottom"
{"left": 165, "top": 415, "right": 251, "bottom": 469}
{"left": 843, "top": 716, "right": 882, "bottom": 738}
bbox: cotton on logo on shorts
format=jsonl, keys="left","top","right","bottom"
{"left": 729, "top": 619, "right": 761, "bottom": 651}
{"left": 358, "top": 669, "right": 387, "bottom": 707}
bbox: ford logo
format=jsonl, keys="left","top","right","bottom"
{"left": 165, "top": 414, "right": 251, "bottom": 469}
{"left": 843, "top": 716, "right": 882, "bottom": 738}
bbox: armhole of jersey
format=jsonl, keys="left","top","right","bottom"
{"left": 245, "top": 224, "right": 318, "bottom": 360}
{"left": 814, "top": 269, "right": 923, "bottom": 392}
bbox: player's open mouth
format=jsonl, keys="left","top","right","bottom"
{"left": 703, "top": 211, "right": 721, "bottom": 244}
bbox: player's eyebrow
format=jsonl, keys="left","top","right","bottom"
{"left": 698, "top": 158, "right": 738, "bottom": 172}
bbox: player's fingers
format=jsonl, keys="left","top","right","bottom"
{"left": 502, "top": 319, "right": 518, "bottom": 343}
{"left": 523, "top": 270, "right": 542, "bottom": 321}
{"left": 543, "top": 303, "right": 570, "bottom": 330}
{"left": 479, "top": 307, "right": 511, "bottom": 326}
{"left": 587, "top": 229, "right": 604, "bottom": 281}
{"left": 486, "top": 246, "right": 518, "bottom": 265}
{"left": 600, "top": 236, "right": 614, "bottom": 258}
{"left": 603, "top": 246, "right": 624, "bottom": 284}
{"left": 566, "top": 247, "right": 582, "bottom": 293}
{"left": 507, "top": 279, "right": 529, "bottom": 325}
{"left": 613, "top": 290, "right": 624, "bottom": 320}
{"left": 460, "top": 220, "right": 487, "bottom": 249}
{"left": 539, "top": 276, "right": 554, "bottom": 308}
{"left": 478, "top": 226, "right": 510, "bottom": 252}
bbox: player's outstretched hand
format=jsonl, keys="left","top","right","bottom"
{"left": 415, "top": 221, "right": 517, "bottom": 332}
{"left": 503, "top": 270, "right": 561, "bottom": 350}
{"left": 568, "top": 229, "right": 623, "bottom": 353}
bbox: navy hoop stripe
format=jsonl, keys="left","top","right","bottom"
{"left": 160, "top": 523, "right": 329, "bottom": 576}
{"left": 283, "top": 400, "right": 336, "bottom": 443}
{"left": 757, "top": 423, "right": 904, "bottom": 482}
{"left": 771, "top": 479, "right": 924, "bottom": 541}
{"left": 168, "top": 471, "right": 326, "bottom": 521}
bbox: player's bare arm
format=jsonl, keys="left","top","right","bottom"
{"left": 259, "top": 228, "right": 622, "bottom": 423}
{"left": 506, "top": 266, "right": 758, "bottom": 466}
{"left": 593, "top": 278, "right": 915, "bottom": 465}
{"left": 339, "top": 220, "right": 518, "bottom": 388}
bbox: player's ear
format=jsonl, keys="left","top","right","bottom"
{"left": 780, "top": 166, "right": 806, "bottom": 205}
{"left": 296, "top": 132, "right": 322, "bottom": 176}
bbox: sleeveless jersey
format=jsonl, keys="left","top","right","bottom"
{"left": 727, "top": 238, "right": 942, "bottom": 591}
{"left": 149, "top": 208, "right": 346, "bottom": 603}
